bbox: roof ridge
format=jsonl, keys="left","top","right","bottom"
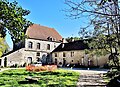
{"left": 33, "top": 24, "right": 55, "bottom": 30}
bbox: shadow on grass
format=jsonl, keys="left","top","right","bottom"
{"left": 35, "top": 71, "right": 60, "bottom": 75}
{"left": 18, "top": 80, "right": 38, "bottom": 84}
{"left": 35, "top": 71, "right": 75, "bottom": 76}
{"left": 0, "top": 83, "right": 5, "bottom": 86}
{"left": 2, "top": 71, "right": 34, "bottom": 76}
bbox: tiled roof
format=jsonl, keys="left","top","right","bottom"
{"left": 26, "top": 24, "right": 62, "bottom": 42}
{"left": 52, "top": 40, "right": 89, "bottom": 52}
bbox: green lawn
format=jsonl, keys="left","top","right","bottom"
{"left": 0, "top": 69, "right": 80, "bottom": 87}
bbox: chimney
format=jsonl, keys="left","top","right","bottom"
{"left": 62, "top": 38, "right": 67, "bottom": 43}
{"left": 71, "top": 37, "right": 74, "bottom": 42}
{"left": 62, "top": 43, "right": 65, "bottom": 48}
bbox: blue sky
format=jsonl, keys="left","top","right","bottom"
{"left": 6, "top": 0, "right": 87, "bottom": 48}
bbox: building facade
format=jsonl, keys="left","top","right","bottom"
{"left": 52, "top": 40, "right": 109, "bottom": 67}
{"left": 0, "top": 24, "right": 109, "bottom": 67}
{"left": 1, "top": 24, "right": 62, "bottom": 67}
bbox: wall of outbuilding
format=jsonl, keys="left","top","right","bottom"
{"left": 52, "top": 50, "right": 109, "bottom": 67}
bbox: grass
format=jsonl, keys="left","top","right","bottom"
{"left": 0, "top": 69, "right": 80, "bottom": 87}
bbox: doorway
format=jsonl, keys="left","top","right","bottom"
{"left": 0, "top": 59, "right": 1, "bottom": 66}
{"left": 63, "top": 58, "right": 66, "bottom": 67}
{"left": 27, "top": 57, "right": 32, "bottom": 64}
{"left": 4, "top": 57, "right": 7, "bottom": 67}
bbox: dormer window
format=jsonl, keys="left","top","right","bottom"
{"left": 28, "top": 41, "right": 33, "bottom": 48}
{"left": 37, "top": 43, "right": 40, "bottom": 49}
{"left": 50, "top": 38, "right": 52, "bottom": 41}
{"left": 47, "top": 36, "right": 53, "bottom": 41}
{"left": 53, "top": 38, "right": 56, "bottom": 41}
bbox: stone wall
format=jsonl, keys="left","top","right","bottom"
{"left": 52, "top": 51, "right": 84, "bottom": 66}
{"left": 0, "top": 39, "right": 61, "bottom": 67}
{"left": 1, "top": 48, "right": 25, "bottom": 67}
{"left": 25, "top": 39, "right": 61, "bottom": 53}
{"left": 25, "top": 39, "right": 61, "bottom": 64}
{"left": 52, "top": 50, "right": 109, "bottom": 67}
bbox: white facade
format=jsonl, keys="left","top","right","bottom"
{"left": 24, "top": 38, "right": 61, "bottom": 64}
{"left": 1, "top": 38, "right": 61, "bottom": 67}
{"left": 25, "top": 38, "right": 60, "bottom": 53}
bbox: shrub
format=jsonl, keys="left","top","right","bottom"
{"left": 26, "top": 65, "right": 57, "bottom": 72}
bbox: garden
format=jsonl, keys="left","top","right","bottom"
{"left": 0, "top": 69, "right": 80, "bottom": 87}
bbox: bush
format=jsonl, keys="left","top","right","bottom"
{"left": 106, "top": 69, "right": 120, "bottom": 78}
{"left": 26, "top": 65, "right": 57, "bottom": 72}
{"left": 107, "top": 75, "right": 120, "bottom": 87}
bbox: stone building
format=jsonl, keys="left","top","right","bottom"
{"left": 1, "top": 24, "right": 62, "bottom": 67}
{"left": 52, "top": 40, "right": 109, "bottom": 67}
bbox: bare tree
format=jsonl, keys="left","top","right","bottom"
{"left": 65, "top": 0, "right": 120, "bottom": 70}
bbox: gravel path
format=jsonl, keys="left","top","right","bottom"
{"left": 71, "top": 70, "right": 107, "bottom": 87}
{"left": 71, "top": 69, "right": 107, "bottom": 74}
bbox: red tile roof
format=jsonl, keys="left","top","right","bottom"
{"left": 26, "top": 24, "right": 62, "bottom": 42}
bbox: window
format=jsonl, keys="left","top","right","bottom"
{"left": 47, "top": 36, "right": 53, "bottom": 41}
{"left": 47, "top": 44, "right": 50, "bottom": 50}
{"left": 71, "top": 52, "right": 74, "bottom": 57}
{"left": 55, "top": 58, "right": 57, "bottom": 64}
{"left": 28, "top": 41, "right": 33, "bottom": 48}
{"left": 55, "top": 53, "right": 57, "bottom": 57}
{"left": 50, "top": 38, "right": 52, "bottom": 41}
{"left": 37, "top": 43, "right": 40, "bottom": 49}
{"left": 53, "top": 38, "right": 56, "bottom": 41}
{"left": 63, "top": 52, "right": 66, "bottom": 57}
{"left": 36, "top": 52, "right": 40, "bottom": 56}
{"left": 54, "top": 43, "right": 56, "bottom": 48}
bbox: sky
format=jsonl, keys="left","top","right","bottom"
{"left": 6, "top": 0, "right": 87, "bottom": 49}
